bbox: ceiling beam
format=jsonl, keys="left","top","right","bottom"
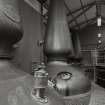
{"left": 68, "top": 3, "right": 95, "bottom": 25}
{"left": 64, "top": 2, "right": 80, "bottom": 29}
{"left": 43, "top": 1, "right": 96, "bottom": 19}
{"left": 82, "top": 17, "right": 97, "bottom": 28}
{"left": 79, "top": 0, "right": 88, "bottom": 24}
{"left": 72, "top": 17, "right": 97, "bottom": 28}
{"left": 67, "top": 1, "right": 96, "bottom": 16}
{"left": 96, "top": 0, "right": 105, "bottom": 5}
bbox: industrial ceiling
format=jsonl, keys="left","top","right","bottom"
{"left": 24, "top": 0, "right": 105, "bottom": 30}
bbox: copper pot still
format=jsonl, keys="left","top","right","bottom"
{"left": 44, "top": 0, "right": 91, "bottom": 105}
{"left": 0, "top": 1, "right": 65, "bottom": 105}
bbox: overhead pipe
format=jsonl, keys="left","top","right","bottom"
{"left": 68, "top": 29, "right": 82, "bottom": 63}
{"left": 0, "top": 1, "right": 65, "bottom": 105}
{"left": 44, "top": 0, "right": 91, "bottom": 105}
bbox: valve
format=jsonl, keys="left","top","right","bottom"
{"left": 31, "top": 63, "right": 48, "bottom": 103}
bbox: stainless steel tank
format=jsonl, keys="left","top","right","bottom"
{"left": 44, "top": 0, "right": 91, "bottom": 105}
{"left": 0, "top": 1, "right": 65, "bottom": 105}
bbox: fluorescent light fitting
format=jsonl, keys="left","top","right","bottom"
{"left": 98, "top": 33, "right": 102, "bottom": 37}
{"left": 97, "top": 17, "right": 101, "bottom": 26}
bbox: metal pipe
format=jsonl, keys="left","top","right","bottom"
{"left": 70, "top": 29, "right": 82, "bottom": 62}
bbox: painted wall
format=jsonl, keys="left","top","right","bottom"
{"left": 79, "top": 24, "right": 105, "bottom": 65}
{"left": 13, "top": 0, "right": 43, "bottom": 73}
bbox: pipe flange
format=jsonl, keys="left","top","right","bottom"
{"left": 31, "top": 89, "right": 48, "bottom": 103}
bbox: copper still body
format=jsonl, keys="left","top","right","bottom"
{"left": 0, "top": 1, "right": 65, "bottom": 105}
{"left": 44, "top": 0, "right": 91, "bottom": 105}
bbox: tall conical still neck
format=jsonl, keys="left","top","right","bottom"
{"left": 44, "top": 0, "right": 73, "bottom": 61}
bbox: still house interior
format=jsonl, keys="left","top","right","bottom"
{"left": 1, "top": 0, "right": 105, "bottom": 105}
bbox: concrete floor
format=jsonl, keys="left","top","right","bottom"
{"left": 89, "top": 83, "right": 105, "bottom": 105}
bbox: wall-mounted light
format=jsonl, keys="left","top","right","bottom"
{"left": 97, "top": 16, "right": 101, "bottom": 26}
{"left": 98, "top": 33, "right": 102, "bottom": 37}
